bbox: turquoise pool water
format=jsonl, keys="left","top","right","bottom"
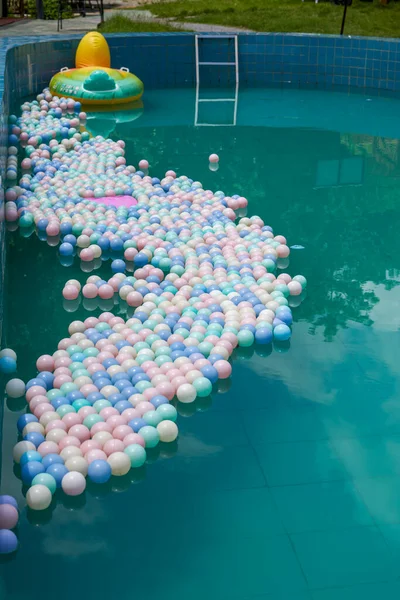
{"left": 2, "top": 86, "right": 400, "bottom": 599}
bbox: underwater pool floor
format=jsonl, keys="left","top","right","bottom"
{"left": 2, "top": 87, "right": 400, "bottom": 599}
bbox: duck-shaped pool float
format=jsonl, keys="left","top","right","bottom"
{"left": 50, "top": 32, "right": 144, "bottom": 106}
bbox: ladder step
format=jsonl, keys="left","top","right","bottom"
{"left": 198, "top": 61, "right": 236, "bottom": 66}
{"left": 196, "top": 123, "right": 236, "bottom": 127}
{"left": 198, "top": 98, "right": 236, "bottom": 102}
{"left": 196, "top": 34, "right": 238, "bottom": 39}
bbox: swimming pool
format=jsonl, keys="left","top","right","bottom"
{"left": 1, "top": 83, "right": 400, "bottom": 599}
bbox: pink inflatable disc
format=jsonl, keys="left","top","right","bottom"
{"left": 87, "top": 196, "right": 138, "bottom": 208}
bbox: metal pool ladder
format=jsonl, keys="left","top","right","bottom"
{"left": 194, "top": 34, "right": 239, "bottom": 127}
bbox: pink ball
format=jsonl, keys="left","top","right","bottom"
{"left": 276, "top": 244, "right": 290, "bottom": 258}
{"left": 45, "top": 420, "right": 66, "bottom": 433}
{"left": 112, "top": 425, "right": 133, "bottom": 441}
{"left": 155, "top": 381, "right": 174, "bottom": 400}
{"left": 103, "top": 439, "right": 125, "bottom": 456}
{"left": 68, "top": 425, "right": 90, "bottom": 442}
{"left": 107, "top": 415, "right": 125, "bottom": 430}
{"left": 99, "top": 407, "right": 119, "bottom": 420}
{"left": 287, "top": 281, "right": 302, "bottom": 296}
{"left": 38, "top": 441, "right": 59, "bottom": 456}
{"left": 0, "top": 504, "right": 19, "bottom": 529}
{"left": 85, "top": 449, "right": 107, "bottom": 463}
{"left": 34, "top": 403, "right": 55, "bottom": 418}
{"left": 63, "top": 285, "right": 79, "bottom": 300}
{"left": 136, "top": 401, "right": 154, "bottom": 416}
{"left": 58, "top": 436, "right": 81, "bottom": 450}
{"left": 46, "top": 222, "right": 59, "bottom": 236}
{"left": 123, "top": 433, "right": 145, "bottom": 448}
{"left": 139, "top": 159, "right": 149, "bottom": 170}
{"left": 90, "top": 422, "right": 112, "bottom": 435}
{"left": 26, "top": 385, "right": 47, "bottom": 401}
{"left": 209, "top": 153, "right": 219, "bottom": 163}
{"left": 80, "top": 440, "right": 101, "bottom": 454}
{"left": 120, "top": 408, "right": 140, "bottom": 423}
{"left": 82, "top": 283, "right": 98, "bottom": 298}
{"left": 63, "top": 413, "right": 83, "bottom": 429}
{"left": 98, "top": 284, "right": 114, "bottom": 300}
{"left": 29, "top": 395, "right": 48, "bottom": 411}
{"left": 36, "top": 354, "right": 54, "bottom": 372}
{"left": 213, "top": 360, "right": 232, "bottom": 379}
{"left": 80, "top": 248, "right": 94, "bottom": 262}
{"left": 78, "top": 406, "right": 96, "bottom": 419}
{"left": 126, "top": 291, "right": 143, "bottom": 307}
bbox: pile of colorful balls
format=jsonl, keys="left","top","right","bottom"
{"left": 4, "top": 88, "right": 307, "bottom": 512}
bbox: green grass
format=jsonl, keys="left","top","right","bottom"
{"left": 148, "top": 0, "right": 400, "bottom": 38}
{"left": 98, "top": 14, "right": 188, "bottom": 33}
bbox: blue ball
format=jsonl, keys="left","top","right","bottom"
{"left": 255, "top": 327, "right": 273, "bottom": 345}
{"left": 111, "top": 259, "right": 126, "bottom": 273}
{"left": 114, "top": 400, "right": 132, "bottom": 414}
{"left": 17, "top": 413, "right": 39, "bottom": 432}
{"left": 0, "top": 530, "right": 18, "bottom": 554}
{"left": 42, "top": 453, "right": 64, "bottom": 470}
{"left": 273, "top": 324, "right": 292, "bottom": 342}
{"left": 0, "top": 495, "right": 18, "bottom": 509}
{"left": 0, "top": 357, "right": 16, "bottom": 374}
{"left": 24, "top": 432, "right": 45, "bottom": 447}
{"left": 37, "top": 371, "right": 54, "bottom": 388}
{"left": 150, "top": 395, "right": 169, "bottom": 408}
{"left": 46, "top": 464, "right": 68, "bottom": 487}
{"left": 87, "top": 459, "right": 111, "bottom": 484}
{"left": 59, "top": 242, "right": 74, "bottom": 256}
{"left": 21, "top": 461, "right": 45, "bottom": 485}
{"left": 200, "top": 365, "right": 218, "bottom": 384}
{"left": 128, "top": 418, "right": 147, "bottom": 432}
{"left": 20, "top": 450, "right": 42, "bottom": 466}
{"left": 26, "top": 378, "right": 44, "bottom": 390}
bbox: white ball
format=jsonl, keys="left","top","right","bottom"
{"left": 65, "top": 456, "right": 88, "bottom": 476}
{"left": 92, "top": 431, "right": 113, "bottom": 447}
{"left": 61, "top": 471, "right": 86, "bottom": 496}
{"left": 0, "top": 348, "right": 17, "bottom": 361}
{"left": 107, "top": 452, "right": 130, "bottom": 476}
{"left": 60, "top": 446, "right": 83, "bottom": 461}
{"left": 26, "top": 484, "right": 52, "bottom": 510}
{"left": 13, "top": 440, "right": 35, "bottom": 463}
{"left": 46, "top": 429, "right": 67, "bottom": 444}
{"left": 5, "top": 378, "right": 25, "bottom": 398}
{"left": 22, "top": 422, "right": 45, "bottom": 436}
{"left": 157, "top": 420, "right": 178, "bottom": 443}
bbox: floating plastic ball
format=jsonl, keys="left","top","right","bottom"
{"left": 87, "top": 459, "right": 112, "bottom": 483}
{"left": 0, "top": 348, "right": 16, "bottom": 361}
{"left": 5, "top": 378, "right": 25, "bottom": 398}
{"left": 209, "top": 153, "right": 219, "bottom": 163}
{"left": 107, "top": 451, "right": 130, "bottom": 476}
{"left": 0, "top": 495, "right": 18, "bottom": 509}
{"left": 61, "top": 471, "right": 86, "bottom": 496}
{"left": 0, "top": 356, "right": 17, "bottom": 374}
{"left": 0, "top": 504, "right": 19, "bottom": 529}
{"left": 32, "top": 473, "right": 57, "bottom": 494}
{"left": 13, "top": 440, "right": 36, "bottom": 463}
{"left": 26, "top": 484, "right": 52, "bottom": 510}
{"left": 157, "top": 420, "right": 178, "bottom": 443}
{"left": 273, "top": 324, "right": 292, "bottom": 341}
{"left": 0, "top": 530, "right": 18, "bottom": 554}
{"left": 124, "top": 444, "right": 146, "bottom": 468}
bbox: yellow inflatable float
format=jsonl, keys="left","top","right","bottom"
{"left": 50, "top": 32, "right": 144, "bottom": 106}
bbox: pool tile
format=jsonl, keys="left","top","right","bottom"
{"left": 311, "top": 581, "right": 400, "bottom": 600}
{"left": 157, "top": 534, "right": 308, "bottom": 598}
{"left": 355, "top": 476, "right": 400, "bottom": 524}
{"left": 243, "top": 405, "right": 329, "bottom": 444}
{"left": 178, "top": 409, "right": 248, "bottom": 447}
{"left": 271, "top": 481, "right": 373, "bottom": 533}
{"left": 254, "top": 440, "right": 347, "bottom": 486}
{"left": 147, "top": 442, "right": 267, "bottom": 492}
{"left": 291, "top": 526, "right": 396, "bottom": 589}
{"left": 332, "top": 435, "right": 400, "bottom": 478}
